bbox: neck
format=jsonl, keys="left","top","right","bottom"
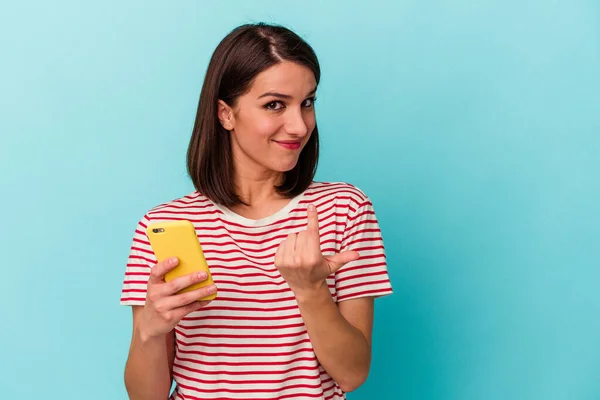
{"left": 234, "top": 169, "right": 285, "bottom": 206}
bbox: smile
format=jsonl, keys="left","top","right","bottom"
{"left": 274, "top": 140, "right": 301, "bottom": 150}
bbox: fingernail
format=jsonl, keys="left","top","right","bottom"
{"left": 197, "top": 271, "right": 207, "bottom": 279}
{"left": 207, "top": 285, "right": 217, "bottom": 293}
{"left": 308, "top": 204, "right": 315, "bottom": 211}
{"left": 170, "top": 257, "right": 178, "bottom": 265}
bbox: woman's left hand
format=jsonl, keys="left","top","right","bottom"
{"left": 274, "top": 204, "right": 360, "bottom": 296}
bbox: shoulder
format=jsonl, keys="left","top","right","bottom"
{"left": 307, "top": 181, "right": 371, "bottom": 207}
{"left": 142, "top": 191, "right": 214, "bottom": 222}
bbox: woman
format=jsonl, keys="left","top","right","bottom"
{"left": 121, "top": 22, "right": 393, "bottom": 400}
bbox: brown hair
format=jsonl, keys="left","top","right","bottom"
{"left": 186, "top": 23, "right": 321, "bottom": 207}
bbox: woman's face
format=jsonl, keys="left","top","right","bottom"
{"left": 218, "top": 61, "right": 317, "bottom": 178}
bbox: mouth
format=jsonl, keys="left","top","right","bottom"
{"left": 274, "top": 140, "right": 302, "bottom": 150}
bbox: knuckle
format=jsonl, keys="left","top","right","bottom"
{"left": 183, "top": 292, "right": 198, "bottom": 304}
{"left": 154, "top": 303, "right": 166, "bottom": 314}
{"left": 147, "top": 291, "right": 160, "bottom": 303}
{"left": 293, "top": 255, "right": 303, "bottom": 266}
{"left": 163, "top": 312, "right": 174, "bottom": 323}
{"left": 166, "top": 279, "right": 179, "bottom": 293}
{"left": 152, "top": 261, "right": 163, "bottom": 273}
{"left": 201, "top": 285, "right": 216, "bottom": 296}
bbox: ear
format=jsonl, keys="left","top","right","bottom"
{"left": 217, "top": 100, "right": 235, "bottom": 131}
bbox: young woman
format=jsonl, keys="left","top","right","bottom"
{"left": 121, "top": 23, "right": 393, "bottom": 400}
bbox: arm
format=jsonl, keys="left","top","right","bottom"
{"left": 123, "top": 257, "right": 216, "bottom": 400}
{"left": 275, "top": 203, "right": 384, "bottom": 393}
{"left": 295, "top": 287, "right": 373, "bottom": 393}
{"left": 124, "top": 306, "right": 175, "bottom": 400}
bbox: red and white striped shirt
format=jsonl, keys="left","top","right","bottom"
{"left": 120, "top": 181, "right": 393, "bottom": 399}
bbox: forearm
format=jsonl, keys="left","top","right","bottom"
{"left": 124, "top": 329, "right": 172, "bottom": 400}
{"left": 295, "top": 283, "right": 371, "bottom": 392}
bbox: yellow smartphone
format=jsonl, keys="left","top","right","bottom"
{"left": 146, "top": 220, "right": 217, "bottom": 301}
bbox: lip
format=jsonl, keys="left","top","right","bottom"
{"left": 274, "top": 140, "right": 301, "bottom": 150}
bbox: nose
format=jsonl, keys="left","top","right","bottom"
{"left": 284, "top": 108, "right": 309, "bottom": 137}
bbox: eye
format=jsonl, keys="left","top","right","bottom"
{"left": 265, "top": 101, "right": 285, "bottom": 111}
{"left": 303, "top": 97, "right": 317, "bottom": 108}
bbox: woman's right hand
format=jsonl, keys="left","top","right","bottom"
{"left": 137, "top": 257, "right": 217, "bottom": 340}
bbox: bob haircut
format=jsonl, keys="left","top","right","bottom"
{"left": 186, "top": 23, "right": 321, "bottom": 207}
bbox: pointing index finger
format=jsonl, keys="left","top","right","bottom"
{"left": 307, "top": 204, "right": 319, "bottom": 235}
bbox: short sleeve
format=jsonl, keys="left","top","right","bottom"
{"left": 335, "top": 197, "right": 393, "bottom": 302}
{"left": 120, "top": 214, "right": 157, "bottom": 306}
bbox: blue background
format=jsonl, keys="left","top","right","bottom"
{"left": 1, "top": 1, "right": 599, "bottom": 399}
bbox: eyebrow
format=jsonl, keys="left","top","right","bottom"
{"left": 257, "top": 87, "right": 317, "bottom": 100}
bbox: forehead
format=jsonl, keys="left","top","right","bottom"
{"left": 247, "top": 61, "right": 317, "bottom": 96}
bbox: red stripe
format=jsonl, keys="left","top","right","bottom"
{"left": 210, "top": 271, "right": 281, "bottom": 279}
{"left": 124, "top": 271, "right": 150, "bottom": 276}
{"left": 172, "top": 370, "right": 322, "bottom": 386}
{"left": 304, "top": 183, "right": 366, "bottom": 200}
{"left": 120, "top": 297, "right": 145, "bottom": 302}
{"left": 335, "top": 270, "right": 389, "bottom": 284}
{"left": 176, "top": 327, "right": 307, "bottom": 340}
{"left": 174, "top": 377, "right": 323, "bottom": 394}
{"left": 213, "top": 283, "right": 332, "bottom": 295}
{"left": 123, "top": 289, "right": 147, "bottom": 293}
{"left": 211, "top": 278, "right": 286, "bottom": 287}
{"left": 337, "top": 279, "right": 390, "bottom": 292}
{"left": 214, "top": 296, "right": 296, "bottom": 303}
{"left": 176, "top": 337, "right": 312, "bottom": 348}
{"left": 205, "top": 256, "right": 278, "bottom": 268}
{"left": 210, "top": 270, "right": 281, "bottom": 279}
{"left": 177, "top": 322, "right": 304, "bottom": 330}
{"left": 132, "top": 237, "right": 150, "bottom": 246}
{"left": 192, "top": 304, "right": 298, "bottom": 313}
{"left": 128, "top": 254, "right": 156, "bottom": 264}
{"left": 173, "top": 389, "right": 336, "bottom": 400}
{"left": 347, "top": 207, "right": 375, "bottom": 222}
{"left": 325, "top": 387, "right": 344, "bottom": 400}
{"left": 352, "top": 244, "right": 385, "bottom": 253}
{"left": 122, "top": 280, "right": 148, "bottom": 285}
{"left": 337, "top": 261, "right": 387, "bottom": 276}
{"left": 153, "top": 201, "right": 212, "bottom": 211}
{"left": 215, "top": 287, "right": 292, "bottom": 296}
{"left": 342, "top": 228, "right": 381, "bottom": 246}
{"left": 345, "top": 253, "right": 385, "bottom": 262}
{"left": 289, "top": 197, "right": 348, "bottom": 218}
{"left": 176, "top": 361, "right": 319, "bottom": 376}
{"left": 175, "top": 356, "right": 317, "bottom": 368}
{"left": 181, "top": 313, "right": 300, "bottom": 322}
{"left": 131, "top": 245, "right": 154, "bottom": 256}
{"left": 337, "top": 288, "right": 393, "bottom": 301}
{"left": 176, "top": 346, "right": 314, "bottom": 358}
{"left": 343, "top": 235, "right": 383, "bottom": 248}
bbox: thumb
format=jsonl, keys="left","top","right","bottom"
{"left": 325, "top": 251, "right": 360, "bottom": 274}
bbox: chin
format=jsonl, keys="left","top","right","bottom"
{"left": 272, "top": 159, "right": 299, "bottom": 173}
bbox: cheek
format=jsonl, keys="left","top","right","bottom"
{"left": 238, "top": 113, "right": 280, "bottom": 141}
{"left": 258, "top": 118, "right": 281, "bottom": 139}
{"left": 307, "top": 115, "right": 316, "bottom": 133}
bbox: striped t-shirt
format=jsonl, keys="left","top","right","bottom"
{"left": 120, "top": 181, "right": 393, "bottom": 400}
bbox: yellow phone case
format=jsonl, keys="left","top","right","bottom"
{"left": 146, "top": 220, "right": 217, "bottom": 301}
